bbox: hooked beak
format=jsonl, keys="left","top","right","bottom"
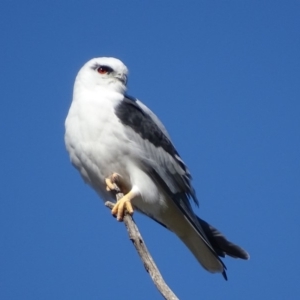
{"left": 116, "top": 73, "right": 127, "bottom": 85}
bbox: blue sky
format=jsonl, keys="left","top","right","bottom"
{"left": 1, "top": 1, "right": 299, "bottom": 299}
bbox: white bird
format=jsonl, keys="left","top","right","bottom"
{"left": 65, "top": 57, "right": 249, "bottom": 280}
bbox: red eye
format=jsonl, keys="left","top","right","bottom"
{"left": 97, "top": 66, "right": 113, "bottom": 74}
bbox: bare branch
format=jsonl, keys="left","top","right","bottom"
{"left": 105, "top": 186, "right": 179, "bottom": 300}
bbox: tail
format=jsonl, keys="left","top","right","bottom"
{"left": 159, "top": 202, "right": 228, "bottom": 278}
{"left": 197, "top": 217, "right": 250, "bottom": 260}
{"left": 177, "top": 221, "right": 228, "bottom": 279}
{"left": 151, "top": 196, "right": 249, "bottom": 280}
{"left": 178, "top": 218, "right": 249, "bottom": 280}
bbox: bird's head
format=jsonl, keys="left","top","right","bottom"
{"left": 76, "top": 57, "right": 128, "bottom": 94}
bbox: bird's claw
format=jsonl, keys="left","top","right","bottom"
{"left": 111, "top": 193, "right": 134, "bottom": 221}
{"left": 105, "top": 173, "right": 122, "bottom": 191}
{"left": 105, "top": 173, "right": 137, "bottom": 221}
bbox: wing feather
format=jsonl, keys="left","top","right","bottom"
{"left": 115, "top": 95, "right": 197, "bottom": 205}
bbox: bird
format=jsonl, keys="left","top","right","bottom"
{"left": 64, "top": 57, "right": 249, "bottom": 280}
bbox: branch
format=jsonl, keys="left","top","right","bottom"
{"left": 105, "top": 186, "right": 178, "bottom": 300}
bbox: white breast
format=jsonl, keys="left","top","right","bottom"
{"left": 65, "top": 85, "right": 132, "bottom": 197}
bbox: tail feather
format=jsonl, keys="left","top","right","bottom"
{"left": 178, "top": 227, "right": 226, "bottom": 275}
{"left": 156, "top": 199, "right": 227, "bottom": 277}
{"left": 197, "top": 217, "right": 250, "bottom": 260}
{"left": 150, "top": 193, "right": 249, "bottom": 280}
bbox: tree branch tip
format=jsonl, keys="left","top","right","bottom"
{"left": 104, "top": 178, "right": 178, "bottom": 300}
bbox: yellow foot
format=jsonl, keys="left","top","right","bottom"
{"left": 105, "top": 173, "right": 121, "bottom": 191}
{"left": 111, "top": 189, "right": 138, "bottom": 221}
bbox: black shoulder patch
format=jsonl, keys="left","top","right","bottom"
{"left": 124, "top": 94, "right": 137, "bottom": 102}
{"left": 115, "top": 97, "right": 178, "bottom": 157}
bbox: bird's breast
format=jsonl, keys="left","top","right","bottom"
{"left": 65, "top": 91, "right": 133, "bottom": 195}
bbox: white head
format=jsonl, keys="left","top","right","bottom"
{"left": 75, "top": 57, "right": 128, "bottom": 94}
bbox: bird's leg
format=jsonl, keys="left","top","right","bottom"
{"left": 105, "top": 173, "right": 139, "bottom": 221}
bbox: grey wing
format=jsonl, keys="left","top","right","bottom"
{"left": 135, "top": 99, "right": 172, "bottom": 141}
{"left": 116, "top": 95, "right": 197, "bottom": 206}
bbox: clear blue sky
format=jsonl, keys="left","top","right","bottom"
{"left": 1, "top": 1, "right": 299, "bottom": 299}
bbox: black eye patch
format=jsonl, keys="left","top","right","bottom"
{"left": 91, "top": 64, "right": 113, "bottom": 74}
